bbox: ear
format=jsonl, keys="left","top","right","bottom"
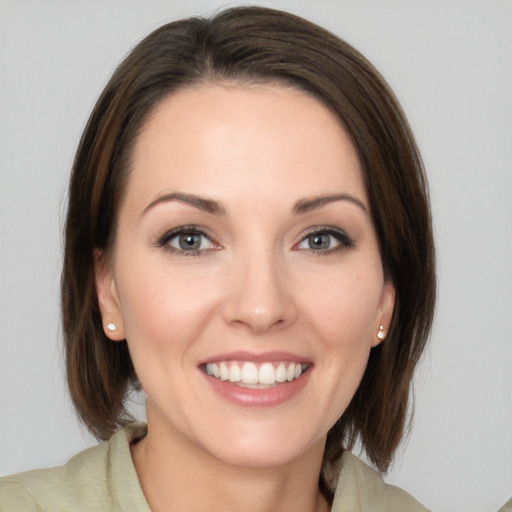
{"left": 94, "top": 249, "right": 125, "bottom": 341}
{"left": 371, "top": 280, "right": 395, "bottom": 347}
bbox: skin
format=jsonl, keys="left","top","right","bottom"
{"left": 96, "top": 84, "right": 395, "bottom": 512}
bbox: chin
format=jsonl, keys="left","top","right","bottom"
{"left": 195, "top": 421, "right": 326, "bottom": 470}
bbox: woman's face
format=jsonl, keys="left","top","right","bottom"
{"left": 97, "top": 84, "right": 394, "bottom": 468}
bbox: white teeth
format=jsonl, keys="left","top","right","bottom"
{"left": 228, "top": 363, "right": 241, "bottom": 383}
{"left": 241, "top": 362, "right": 259, "bottom": 384}
{"left": 259, "top": 362, "right": 275, "bottom": 385}
{"left": 205, "top": 361, "right": 307, "bottom": 386}
{"left": 275, "top": 362, "right": 287, "bottom": 383}
{"left": 219, "top": 362, "right": 229, "bottom": 381}
{"left": 286, "top": 363, "right": 295, "bottom": 381}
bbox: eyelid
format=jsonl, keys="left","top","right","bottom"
{"left": 155, "top": 225, "right": 220, "bottom": 255}
{"left": 294, "top": 225, "right": 354, "bottom": 252}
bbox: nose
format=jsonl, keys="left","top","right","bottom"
{"left": 222, "top": 249, "right": 297, "bottom": 333}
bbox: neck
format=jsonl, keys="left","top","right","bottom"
{"left": 131, "top": 410, "right": 330, "bottom": 512}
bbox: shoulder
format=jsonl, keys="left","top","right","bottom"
{"left": 332, "top": 451, "right": 430, "bottom": 512}
{"left": 0, "top": 465, "right": 66, "bottom": 512}
{"left": 0, "top": 423, "right": 149, "bottom": 512}
{"left": 0, "top": 442, "right": 111, "bottom": 512}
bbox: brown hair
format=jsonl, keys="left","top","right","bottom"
{"left": 62, "top": 5, "right": 435, "bottom": 496}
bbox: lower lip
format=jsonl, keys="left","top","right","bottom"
{"left": 202, "top": 367, "right": 312, "bottom": 407}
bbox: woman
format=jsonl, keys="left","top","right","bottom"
{"left": 0, "top": 6, "right": 435, "bottom": 511}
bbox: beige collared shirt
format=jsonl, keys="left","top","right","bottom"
{"left": 0, "top": 423, "right": 428, "bottom": 511}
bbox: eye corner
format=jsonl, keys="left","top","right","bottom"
{"left": 294, "top": 226, "right": 354, "bottom": 254}
{"left": 155, "top": 225, "right": 221, "bottom": 256}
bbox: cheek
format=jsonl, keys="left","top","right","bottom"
{"left": 303, "top": 267, "right": 383, "bottom": 344}
{"left": 302, "top": 271, "right": 382, "bottom": 424}
{"left": 300, "top": 266, "right": 382, "bottom": 414}
{"left": 114, "top": 254, "right": 221, "bottom": 358}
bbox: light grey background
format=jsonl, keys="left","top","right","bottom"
{"left": 1, "top": 1, "right": 511, "bottom": 511}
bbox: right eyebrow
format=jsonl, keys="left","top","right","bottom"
{"left": 142, "top": 192, "right": 225, "bottom": 217}
{"left": 292, "top": 193, "right": 368, "bottom": 216}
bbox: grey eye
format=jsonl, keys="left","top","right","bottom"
{"left": 307, "top": 233, "right": 332, "bottom": 250}
{"left": 298, "top": 233, "right": 341, "bottom": 251}
{"left": 178, "top": 233, "right": 201, "bottom": 250}
{"left": 167, "top": 232, "right": 214, "bottom": 251}
{"left": 296, "top": 228, "right": 353, "bottom": 253}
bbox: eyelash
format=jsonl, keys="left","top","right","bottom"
{"left": 156, "top": 225, "right": 217, "bottom": 257}
{"left": 295, "top": 226, "right": 354, "bottom": 254}
{"left": 155, "top": 225, "right": 354, "bottom": 257}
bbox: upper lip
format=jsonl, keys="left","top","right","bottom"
{"left": 198, "top": 351, "right": 311, "bottom": 365}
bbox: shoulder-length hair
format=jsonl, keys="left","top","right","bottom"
{"left": 62, "top": 5, "right": 435, "bottom": 497}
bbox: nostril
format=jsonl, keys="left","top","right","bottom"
{"left": 221, "top": 260, "right": 297, "bottom": 332}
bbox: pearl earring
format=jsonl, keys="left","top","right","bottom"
{"left": 377, "top": 325, "right": 385, "bottom": 340}
{"left": 107, "top": 322, "right": 117, "bottom": 332}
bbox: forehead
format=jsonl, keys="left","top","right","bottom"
{"left": 127, "top": 83, "right": 366, "bottom": 210}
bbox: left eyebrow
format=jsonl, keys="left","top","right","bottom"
{"left": 142, "top": 192, "right": 225, "bottom": 216}
{"left": 292, "top": 194, "right": 368, "bottom": 215}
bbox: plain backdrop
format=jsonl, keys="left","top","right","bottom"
{"left": 0, "top": 1, "right": 511, "bottom": 511}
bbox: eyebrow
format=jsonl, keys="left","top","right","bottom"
{"left": 292, "top": 194, "right": 368, "bottom": 215}
{"left": 142, "top": 192, "right": 367, "bottom": 217}
{"left": 143, "top": 192, "right": 225, "bottom": 216}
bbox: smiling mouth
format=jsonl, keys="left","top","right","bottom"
{"left": 202, "top": 361, "right": 310, "bottom": 388}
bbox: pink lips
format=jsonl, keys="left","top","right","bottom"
{"left": 200, "top": 351, "right": 312, "bottom": 407}
{"left": 199, "top": 351, "right": 308, "bottom": 364}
